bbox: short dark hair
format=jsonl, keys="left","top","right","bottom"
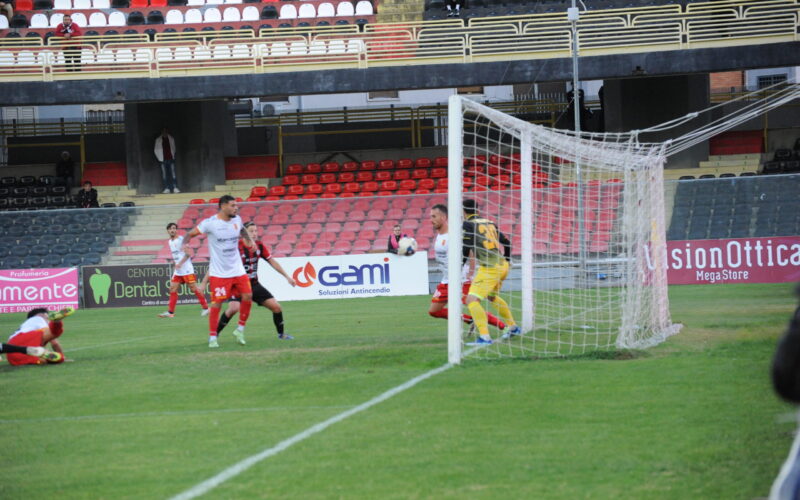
{"left": 27, "top": 307, "right": 49, "bottom": 318}
{"left": 463, "top": 199, "right": 478, "bottom": 214}
{"left": 166, "top": 222, "right": 177, "bottom": 230}
{"left": 83, "top": 180, "right": 92, "bottom": 186}
{"left": 432, "top": 204, "right": 447, "bottom": 215}
{"left": 218, "top": 195, "right": 235, "bottom": 208}
{"left": 243, "top": 221, "right": 255, "bottom": 228}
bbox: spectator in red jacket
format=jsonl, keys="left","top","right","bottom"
{"left": 55, "top": 14, "right": 83, "bottom": 72}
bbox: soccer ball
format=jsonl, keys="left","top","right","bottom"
{"left": 397, "top": 237, "right": 417, "bottom": 256}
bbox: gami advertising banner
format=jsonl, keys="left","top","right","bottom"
{"left": 0, "top": 268, "right": 79, "bottom": 313}
{"left": 82, "top": 263, "right": 209, "bottom": 308}
{"left": 261, "top": 252, "right": 429, "bottom": 301}
{"left": 665, "top": 237, "right": 800, "bottom": 285}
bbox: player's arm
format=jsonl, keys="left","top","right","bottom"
{"left": 462, "top": 220, "right": 475, "bottom": 262}
{"left": 182, "top": 226, "right": 202, "bottom": 251}
{"left": 49, "top": 338, "right": 65, "bottom": 356}
{"left": 267, "top": 258, "right": 296, "bottom": 287}
{"left": 498, "top": 230, "right": 512, "bottom": 261}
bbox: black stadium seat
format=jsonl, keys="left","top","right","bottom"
{"left": 0, "top": 177, "right": 15, "bottom": 187}
{"left": 29, "top": 244, "right": 49, "bottom": 257}
{"left": 112, "top": 0, "right": 130, "bottom": 7}
{"left": 9, "top": 245, "right": 29, "bottom": 258}
{"left": 2, "top": 256, "right": 23, "bottom": 270}
{"left": 9, "top": 14, "right": 28, "bottom": 29}
{"left": 128, "top": 11, "right": 146, "bottom": 25}
{"left": 42, "top": 255, "right": 63, "bottom": 268}
{"left": 181, "top": 27, "right": 196, "bottom": 32}
{"left": 82, "top": 253, "right": 102, "bottom": 265}
{"left": 261, "top": 6, "right": 278, "bottom": 19}
{"left": 73, "top": 242, "right": 91, "bottom": 255}
{"left": 168, "top": 0, "right": 187, "bottom": 5}
{"left": 148, "top": 11, "right": 165, "bottom": 24}
{"left": 63, "top": 254, "right": 82, "bottom": 267}
{"left": 19, "top": 176, "right": 36, "bottom": 186}
{"left": 34, "top": 0, "right": 54, "bottom": 8}
{"left": 5, "top": 32, "right": 22, "bottom": 38}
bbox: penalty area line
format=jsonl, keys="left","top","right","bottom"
{"left": 168, "top": 361, "right": 457, "bottom": 500}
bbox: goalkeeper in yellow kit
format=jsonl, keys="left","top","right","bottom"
{"left": 462, "top": 199, "right": 521, "bottom": 345}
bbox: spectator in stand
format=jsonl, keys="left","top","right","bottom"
{"left": 387, "top": 224, "right": 408, "bottom": 254}
{"left": 445, "top": 0, "right": 462, "bottom": 17}
{"left": 55, "top": 14, "right": 83, "bottom": 72}
{"left": 76, "top": 180, "right": 99, "bottom": 208}
{"left": 154, "top": 127, "right": 180, "bottom": 194}
{"left": 0, "top": 1, "right": 13, "bottom": 23}
{"left": 55, "top": 150, "right": 75, "bottom": 189}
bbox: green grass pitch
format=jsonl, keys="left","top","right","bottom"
{"left": 0, "top": 283, "right": 797, "bottom": 499}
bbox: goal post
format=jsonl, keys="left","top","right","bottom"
{"left": 447, "top": 95, "right": 682, "bottom": 363}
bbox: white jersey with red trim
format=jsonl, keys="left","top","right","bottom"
{"left": 196, "top": 215, "right": 247, "bottom": 278}
{"left": 168, "top": 235, "right": 195, "bottom": 276}
{"left": 434, "top": 232, "right": 470, "bottom": 284}
{"left": 12, "top": 315, "right": 48, "bottom": 337}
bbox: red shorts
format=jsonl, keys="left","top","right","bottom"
{"left": 6, "top": 330, "right": 45, "bottom": 366}
{"left": 431, "top": 282, "right": 471, "bottom": 304}
{"left": 209, "top": 275, "right": 252, "bottom": 302}
{"left": 171, "top": 274, "right": 197, "bottom": 284}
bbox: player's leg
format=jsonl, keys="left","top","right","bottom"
{"left": 217, "top": 299, "right": 240, "bottom": 334}
{"left": 465, "top": 267, "right": 498, "bottom": 345}
{"left": 460, "top": 282, "right": 504, "bottom": 331}
{"left": 429, "top": 283, "right": 473, "bottom": 324}
{"left": 5, "top": 330, "right": 50, "bottom": 365}
{"left": 207, "top": 277, "right": 231, "bottom": 347}
{"left": 230, "top": 277, "right": 253, "bottom": 345}
{"left": 1, "top": 343, "right": 46, "bottom": 357}
{"left": 491, "top": 261, "right": 521, "bottom": 339}
{"left": 187, "top": 279, "right": 209, "bottom": 315}
{"left": 159, "top": 280, "right": 180, "bottom": 318}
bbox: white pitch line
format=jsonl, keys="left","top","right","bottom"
{"left": 169, "top": 361, "right": 456, "bottom": 500}
{"left": 0, "top": 405, "right": 355, "bottom": 424}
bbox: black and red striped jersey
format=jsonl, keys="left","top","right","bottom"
{"left": 239, "top": 239, "right": 272, "bottom": 280}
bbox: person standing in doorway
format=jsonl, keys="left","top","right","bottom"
{"left": 154, "top": 127, "right": 179, "bottom": 194}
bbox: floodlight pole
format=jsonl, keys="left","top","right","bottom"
{"left": 568, "top": 2, "right": 588, "bottom": 277}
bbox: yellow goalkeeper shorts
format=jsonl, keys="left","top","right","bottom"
{"left": 468, "top": 260, "right": 509, "bottom": 300}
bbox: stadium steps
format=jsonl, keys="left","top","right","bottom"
{"left": 104, "top": 206, "right": 187, "bottom": 265}
{"left": 376, "top": 0, "right": 425, "bottom": 23}
{"left": 213, "top": 178, "right": 275, "bottom": 194}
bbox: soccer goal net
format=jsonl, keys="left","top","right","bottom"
{"left": 446, "top": 95, "right": 682, "bottom": 363}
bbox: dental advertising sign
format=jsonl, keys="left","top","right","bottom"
{"left": 82, "top": 263, "right": 210, "bottom": 308}
{"left": 261, "top": 253, "right": 429, "bottom": 301}
{"left": 0, "top": 268, "right": 79, "bottom": 313}
{"left": 648, "top": 237, "right": 800, "bottom": 285}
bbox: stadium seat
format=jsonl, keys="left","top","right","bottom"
{"left": 375, "top": 171, "right": 392, "bottom": 182}
{"left": 298, "top": 3, "right": 315, "bottom": 17}
{"left": 336, "top": 0, "right": 354, "bottom": 16}
{"left": 342, "top": 161, "right": 358, "bottom": 172}
{"left": 360, "top": 160, "right": 376, "bottom": 171}
{"left": 279, "top": 4, "right": 297, "bottom": 18}
{"left": 378, "top": 160, "right": 394, "bottom": 170}
{"left": 204, "top": 7, "right": 221, "bottom": 22}
{"left": 318, "top": 2, "right": 335, "bottom": 16}
{"left": 338, "top": 172, "right": 355, "bottom": 183}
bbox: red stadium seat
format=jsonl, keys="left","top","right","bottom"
{"left": 265, "top": 196, "right": 280, "bottom": 201}
{"left": 362, "top": 220, "right": 380, "bottom": 231}
{"left": 359, "top": 192, "right": 375, "bottom": 197}
{"left": 357, "top": 230, "right": 376, "bottom": 241}
{"left": 418, "top": 178, "right": 435, "bottom": 190}
{"left": 130, "top": 0, "right": 147, "bottom": 6}
{"left": 397, "top": 159, "right": 413, "bottom": 169}
{"left": 433, "top": 156, "right": 448, "bottom": 167}
{"left": 295, "top": 241, "right": 313, "bottom": 254}
{"left": 209, "top": 197, "right": 220, "bottom": 203}
{"left": 462, "top": 177, "right": 472, "bottom": 189}
{"left": 177, "top": 217, "right": 193, "bottom": 229}
{"left": 324, "top": 222, "right": 342, "bottom": 233}
{"left": 372, "top": 199, "right": 390, "bottom": 210}
{"left": 151, "top": 0, "right": 167, "bottom": 6}
{"left": 319, "top": 231, "right": 338, "bottom": 243}
{"left": 323, "top": 162, "right": 340, "bottom": 173}
{"left": 235, "top": 197, "right": 243, "bottom": 202}
{"left": 367, "top": 209, "right": 384, "bottom": 219}
{"left": 437, "top": 178, "right": 448, "bottom": 189}
{"left": 301, "top": 194, "right": 318, "bottom": 199}
{"left": 377, "top": 191, "right": 392, "bottom": 196}
{"left": 360, "top": 161, "right": 376, "bottom": 171}
{"left": 305, "top": 223, "right": 323, "bottom": 234}
{"left": 325, "top": 183, "right": 342, "bottom": 195}
{"left": 309, "top": 212, "right": 326, "bottom": 223}
{"left": 399, "top": 179, "right": 416, "bottom": 190}
{"left": 283, "top": 175, "right": 300, "bottom": 185}
{"left": 328, "top": 211, "right": 347, "bottom": 222}
{"left": 300, "top": 232, "right": 318, "bottom": 243}
{"left": 333, "top": 241, "right": 352, "bottom": 253}
{"left": 353, "top": 200, "right": 371, "bottom": 211}
{"left": 273, "top": 213, "right": 290, "bottom": 225}
{"left": 286, "top": 163, "right": 304, "bottom": 174}
{"left": 342, "top": 221, "right": 360, "bottom": 232}
{"left": 320, "top": 193, "right": 337, "bottom": 199}
{"left": 307, "top": 184, "right": 324, "bottom": 194}
{"left": 249, "top": 186, "right": 268, "bottom": 197}
{"left": 386, "top": 208, "right": 403, "bottom": 219}
{"left": 430, "top": 168, "right": 447, "bottom": 178}
{"left": 340, "top": 192, "right": 356, "bottom": 198}
{"left": 378, "top": 159, "right": 394, "bottom": 170}
{"left": 313, "top": 241, "right": 332, "bottom": 254}
{"left": 288, "top": 185, "right": 305, "bottom": 195}
{"left": 487, "top": 165, "right": 500, "bottom": 176}
{"left": 363, "top": 181, "right": 379, "bottom": 192}
{"left": 15, "top": 0, "right": 32, "bottom": 8}
{"left": 348, "top": 210, "right": 366, "bottom": 221}
{"left": 415, "top": 189, "right": 431, "bottom": 195}
{"left": 342, "top": 161, "right": 359, "bottom": 172}
{"left": 391, "top": 198, "right": 409, "bottom": 210}
{"left": 375, "top": 171, "right": 392, "bottom": 182}
{"left": 301, "top": 174, "right": 318, "bottom": 184}
{"left": 338, "top": 172, "right": 355, "bottom": 183}
{"left": 246, "top": 196, "right": 261, "bottom": 202}
{"left": 475, "top": 175, "right": 491, "bottom": 187}
{"left": 274, "top": 242, "right": 294, "bottom": 255}
{"left": 433, "top": 188, "right": 448, "bottom": 194}
{"left": 414, "top": 157, "right": 431, "bottom": 168}
{"left": 393, "top": 170, "right": 410, "bottom": 181}
{"left": 306, "top": 163, "right": 321, "bottom": 173}
{"left": 189, "top": 198, "right": 205, "bottom": 204}
{"left": 380, "top": 180, "right": 398, "bottom": 191}
{"left": 353, "top": 240, "right": 372, "bottom": 253}
{"left": 356, "top": 171, "right": 374, "bottom": 182}
{"left": 411, "top": 169, "right": 428, "bottom": 179}
{"left": 343, "top": 182, "right": 360, "bottom": 193}
{"left": 319, "top": 173, "right": 336, "bottom": 184}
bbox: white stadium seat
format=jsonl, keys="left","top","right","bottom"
{"left": 336, "top": 1, "right": 353, "bottom": 16}
{"left": 174, "top": 46, "right": 192, "bottom": 61}
{"left": 165, "top": 9, "right": 183, "bottom": 24}
{"left": 317, "top": 2, "right": 334, "bottom": 17}
{"left": 53, "top": 0, "right": 71, "bottom": 9}
{"left": 212, "top": 45, "right": 231, "bottom": 59}
{"left": 0, "top": 52, "right": 12, "bottom": 66}
{"left": 194, "top": 46, "right": 211, "bottom": 59}
{"left": 52, "top": 50, "right": 65, "bottom": 65}
{"left": 80, "top": 48, "right": 95, "bottom": 65}
{"left": 0, "top": 16, "right": 8, "bottom": 29}
{"left": 88, "top": 12, "right": 107, "bottom": 27}
{"left": 17, "top": 51, "right": 36, "bottom": 65}
{"left": 73, "top": 0, "right": 91, "bottom": 9}
{"left": 30, "top": 13, "right": 49, "bottom": 28}
{"left": 327, "top": 39, "right": 345, "bottom": 54}
{"left": 186, "top": 0, "right": 203, "bottom": 5}
{"left": 224, "top": 0, "right": 242, "bottom": 4}
{"left": 309, "top": 40, "right": 326, "bottom": 55}
{"left": 93, "top": 0, "right": 110, "bottom": 8}
{"left": 241, "top": 5, "right": 259, "bottom": 21}
{"left": 346, "top": 39, "right": 363, "bottom": 53}
{"left": 289, "top": 40, "right": 307, "bottom": 55}
{"left": 108, "top": 11, "right": 126, "bottom": 26}
{"left": 222, "top": 6, "right": 240, "bottom": 22}
{"left": 134, "top": 48, "right": 149, "bottom": 62}
{"left": 184, "top": 8, "right": 202, "bottom": 23}
{"left": 96, "top": 48, "right": 114, "bottom": 63}
{"left": 206, "top": 0, "right": 223, "bottom": 5}
{"left": 298, "top": 4, "right": 315, "bottom": 18}
{"left": 232, "top": 44, "right": 249, "bottom": 57}
{"left": 204, "top": 7, "right": 221, "bottom": 22}
{"left": 50, "top": 13, "right": 64, "bottom": 28}
{"left": 71, "top": 13, "right": 87, "bottom": 26}
{"left": 355, "top": 0, "right": 373, "bottom": 15}
{"left": 279, "top": 4, "right": 297, "bottom": 19}
{"left": 156, "top": 47, "right": 173, "bottom": 61}
{"left": 116, "top": 48, "right": 134, "bottom": 62}
{"left": 270, "top": 41, "right": 287, "bottom": 56}
{"left": 254, "top": 43, "right": 268, "bottom": 57}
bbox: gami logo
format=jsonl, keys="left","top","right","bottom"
{"left": 291, "top": 258, "right": 391, "bottom": 288}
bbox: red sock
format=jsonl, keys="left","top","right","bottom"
{"left": 168, "top": 292, "right": 178, "bottom": 314}
{"left": 209, "top": 305, "right": 220, "bottom": 336}
{"left": 238, "top": 299, "right": 252, "bottom": 327}
{"left": 461, "top": 313, "right": 472, "bottom": 324}
{"left": 194, "top": 289, "right": 208, "bottom": 309}
{"left": 48, "top": 321, "right": 63, "bottom": 337}
{"left": 487, "top": 313, "right": 506, "bottom": 330}
{"left": 429, "top": 309, "right": 448, "bottom": 319}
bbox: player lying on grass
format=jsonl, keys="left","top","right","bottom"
{"left": 202, "top": 222, "right": 297, "bottom": 341}
{"left": 461, "top": 199, "right": 521, "bottom": 346}
{"left": 157, "top": 222, "right": 210, "bottom": 319}
{"left": 182, "top": 195, "right": 253, "bottom": 348}
{"left": 1, "top": 343, "right": 46, "bottom": 358}
{"left": 5, "top": 307, "right": 75, "bottom": 366}
{"left": 428, "top": 203, "right": 507, "bottom": 335}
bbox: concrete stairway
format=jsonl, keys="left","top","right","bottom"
{"left": 91, "top": 179, "right": 272, "bottom": 207}
{"left": 104, "top": 206, "right": 188, "bottom": 266}
{"left": 663, "top": 154, "right": 761, "bottom": 180}
{"left": 376, "top": 0, "right": 425, "bottom": 23}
